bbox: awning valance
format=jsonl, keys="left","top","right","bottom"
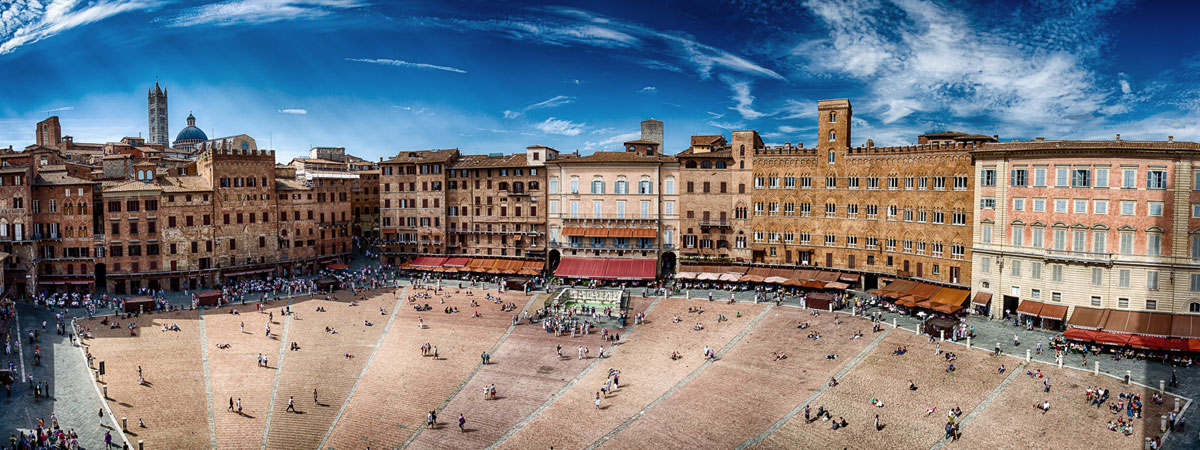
{"left": 1016, "top": 300, "right": 1044, "bottom": 317}
{"left": 971, "top": 292, "right": 992, "bottom": 307}
{"left": 1038, "top": 303, "right": 1068, "bottom": 321}
{"left": 1066, "top": 306, "right": 1107, "bottom": 331}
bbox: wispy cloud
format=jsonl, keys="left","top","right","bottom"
{"left": 706, "top": 120, "right": 744, "bottom": 130}
{"left": 793, "top": 0, "right": 1126, "bottom": 130}
{"left": 534, "top": 117, "right": 586, "bottom": 136}
{"left": 407, "top": 6, "right": 781, "bottom": 81}
{"left": 638, "top": 86, "right": 658, "bottom": 95}
{"left": 393, "top": 105, "right": 433, "bottom": 116}
{"left": 1, "top": 0, "right": 162, "bottom": 55}
{"left": 165, "top": 0, "right": 365, "bottom": 28}
{"left": 723, "top": 76, "right": 768, "bottom": 120}
{"left": 503, "top": 95, "right": 573, "bottom": 119}
{"left": 278, "top": 108, "right": 307, "bottom": 115}
{"left": 583, "top": 131, "right": 639, "bottom": 151}
{"left": 42, "top": 106, "right": 74, "bottom": 113}
{"left": 347, "top": 57, "right": 467, "bottom": 74}
{"left": 776, "top": 99, "right": 815, "bottom": 120}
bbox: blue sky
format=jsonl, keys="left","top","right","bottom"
{"left": 1, "top": 0, "right": 1199, "bottom": 162}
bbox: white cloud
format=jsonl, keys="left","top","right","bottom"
{"left": 410, "top": 7, "right": 782, "bottom": 81}
{"left": 723, "top": 76, "right": 768, "bottom": 120}
{"left": 503, "top": 95, "right": 573, "bottom": 119}
{"left": 778, "top": 125, "right": 802, "bottom": 133}
{"left": 776, "top": 99, "right": 815, "bottom": 120}
{"left": 277, "top": 108, "right": 307, "bottom": 115}
{"left": 1119, "top": 73, "right": 1132, "bottom": 95}
{"left": 590, "top": 127, "right": 615, "bottom": 135}
{"left": 638, "top": 86, "right": 658, "bottom": 94}
{"left": 393, "top": 105, "right": 432, "bottom": 116}
{"left": 1, "top": 0, "right": 162, "bottom": 55}
{"left": 166, "top": 0, "right": 365, "bottom": 27}
{"left": 346, "top": 57, "right": 467, "bottom": 74}
{"left": 794, "top": 0, "right": 1125, "bottom": 129}
{"left": 706, "top": 120, "right": 744, "bottom": 130}
{"left": 534, "top": 117, "right": 586, "bottom": 136}
{"left": 42, "top": 106, "right": 74, "bottom": 113}
{"left": 583, "top": 131, "right": 639, "bottom": 151}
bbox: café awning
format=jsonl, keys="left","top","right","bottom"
{"left": 1093, "top": 332, "right": 1131, "bottom": 346}
{"left": 1016, "top": 300, "right": 1044, "bottom": 317}
{"left": 554, "top": 257, "right": 601, "bottom": 279}
{"left": 1063, "top": 328, "right": 1101, "bottom": 343}
{"left": 971, "top": 292, "right": 992, "bottom": 307}
{"left": 410, "top": 256, "right": 447, "bottom": 268}
{"left": 1038, "top": 303, "right": 1068, "bottom": 321}
{"left": 442, "top": 257, "right": 469, "bottom": 267}
{"left": 606, "top": 258, "right": 657, "bottom": 280}
{"left": 675, "top": 272, "right": 698, "bottom": 280}
{"left": 1066, "top": 306, "right": 1107, "bottom": 331}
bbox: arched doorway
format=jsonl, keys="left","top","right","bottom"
{"left": 548, "top": 250, "right": 561, "bottom": 276}
{"left": 94, "top": 263, "right": 106, "bottom": 293}
{"left": 659, "top": 252, "right": 676, "bottom": 278}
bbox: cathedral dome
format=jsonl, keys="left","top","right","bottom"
{"left": 174, "top": 113, "right": 207, "bottom": 143}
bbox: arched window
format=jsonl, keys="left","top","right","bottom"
{"left": 830, "top": 112, "right": 837, "bottom": 123}
{"left": 828, "top": 151, "right": 835, "bottom": 164}
{"left": 739, "top": 145, "right": 745, "bottom": 156}
{"left": 700, "top": 161, "right": 713, "bottom": 169}
{"left": 829, "top": 131, "right": 836, "bottom": 142}
{"left": 715, "top": 161, "right": 726, "bottom": 169}
{"left": 740, "top": 161, "right": 745, "bottom": 169}
{"left": 548, "top": 177, "right": 559, "bottom": 193}
{"left": 981, "top": 281, "right": 990, "bottom": 289}
{"left": 528, "top": 181, "right": 539, "bottom": 190}
{"left": 615, "top": 176, "right": 628, "bottom": 194}
{"left": 685, "top": 161, "right": 697, "bottom": 169}
{"left": 1192, "top": 302, "right": 1200, "bottom": 313}
{"left": 512, "top": 181, "right": 524, "bottom": 193}
{"left": 638, "top": 176, "right": 653, "bottom": 194}
{"left": 591, "top": 176, "right": 605, "bottom": 194}
{"left": 569, "top": 177, "right": 579, "bottom": 193}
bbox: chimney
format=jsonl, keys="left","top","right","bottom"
{"left": 1116, "top": 134, "right": 1121, "bottom": 141}
{"left": 992, "top": 135, "right": 998, "bottom": 141}
{"left": 1035, "top": 137, "right": 1044, "bottom": 141}
{"left": 1169, "top": 136, "right": 1174, "bottom": 142}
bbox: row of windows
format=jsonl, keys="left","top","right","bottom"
{"left": 754, "top": 175, "right": 969, "bottom": 190}
{"left": 750, "top": 232, "right": 967, "bottom": 258}
{"left": 982, "top": 165, "right": 1170, "bottom": 190}
{"left": 983, "top": 224, "right": 1170, "bottom": 257}
{"left": 548, "top": 199, "right": 661, "bottom": 218}
{"left": 751, "top": 202, "right": 968, "bottom": 224}
{"left": 682, "top": 160, "right": 729, "bottom": 169}
{"left": 549, "top": 177, "right": 663, "bottom": 195}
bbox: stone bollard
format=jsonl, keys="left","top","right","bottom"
{"left": 940, "top": 330, "right": 945, "bottom": 342}
{"left": 892, "top": 318, "right": 897, "bottom": 328}
{"left": 1126, "top": 370, "right": 1132, "bottom": 384}
{"left": 1025, "top": 349, "right": 1031, "bottom": 362}
{"left": 1176, "top": 397, "right": 1181, "bottom": 413}
{"left": 966, "top": 337, "right": 971, "bottom": 348}
{"left": 139, "top": 440, "right": 144, "bottom": 450}
{"left": 1161, "top": 415, "right": 1168, "bottom": 433}
{"left": 828, "top": 304, "right": 833, "bottom": 313}
{"left": 1057, "top": 359, "right": 1063, "bottom": 369}
{"left": 1145, "top": 437, "right": 1153, "bottom": 450}
{"left": 686, "top": 290, "right": 690, "bottom": 300}
{"left": 1160, "top": 380, "right": 1166, "bottom": 393}
{"left": 103, "top": 386, "right": 108, "bottom": 399}
{"left": 1094, "top": 361, "right": 1099, "bottom": 376}
{"left": 122, "top": 417, "right": 127, "bottom": 431}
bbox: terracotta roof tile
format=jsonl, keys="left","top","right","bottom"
{"left": 552, "top": 151, "right": 676, "bottom": 164}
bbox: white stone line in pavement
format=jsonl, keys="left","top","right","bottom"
{"left": 928, "top": 361, "right": 1026, "bottom": 450}
{"left": 72, "top": 318, "right": 134, "bottom": 450}
{"left": 317, "top": 287, "right": 409, "bottom": 450}
{"left": 585, "top": 303, "right": 777, "bottom": 450}
{"left": 485, "top": 295, "right": 667, "bottom": 450}
{"left": 737, "top": 326, "right": 894, "bottom": 450}
{"left": 398, "top": 292, "right": 548, "bottom": 450}
{"left": 15, "top": 307, "right": 25, "bottom": 379}
{"left": 260, "top": 296, "right": 296, "bottom": 450}
{"left": 198, "top": 311, "right": 218, "bottom": 450}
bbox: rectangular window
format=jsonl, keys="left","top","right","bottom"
{"left": 1123, "top": 168, "right": 1137, "bottom": 188}
{"left": 1032, "top": 198, "right": 1045, "bottom": 212}
{"left": 1118, "top": 298, "right": 1129, "bottom": 308}
{"left": 1056, "top": 167, "right": 1068, "bottom": 187}
{"left": 1031, "top": 262, "right": 1042, "bottom": 280}
{"left": 1192, "top": 274, "right": 1200, "bottom": 292}
{"left": 1193, "top": 236, "right": 1200, "bottom": 259}
{"left": 980, "top": 169, "right": 996, "bottom": 187}
{"left": 1095, "top": 167, "right": 1108, "bottom": 187}
{"left": 1053, "top": 229, "right": 1066, "bottom": 251}
{"left": 1010, "top": 260, "right": 1021, "bottom": 277}
{"left": 1011, "top": 226, "right": 1023, "bottom": 246}
{"left": 981, "top": 224, "right": 993, "bottom": 244}
{"left": 1072, "top": 168, "right": 1091, "bottom": 187}
{"left": 1073, "top": 230, "right": 1086, "bottom": 252}
{"left": 1012, "top": 198, "right": 1025, "bottom": 211}
{"left": 1148, "top": 271, "right": 1159, "bottom": 290}
{"left": 1094, "top": 200, "right": 1107, "bottom": 215}
{"left": 980, "top": 198, "right": 995, "bottom": 210}
{"left": 1054, "top": 199, "right": 1068, "bottom": 213}
{"left": 1093, "top": 231, "right": 1106, "bottom": 253}
{"left": 1034, "top": 168, "right": 1046, "bottom": 187}
{"left": 1032, "top": 228, "right": 1044, "bottom": 248}
{"left": 1091, "top": 296, "right": 1102, "bottom": 307}
{"left": 1074, "top": 199, "right": 1087, "bottom": 214}
{"left": 1146, "top": 300, "right": 1157, "bottom": 310}
{"left": 1120, "top": 233, "right": 1134, "bottom": 254}
{"left": 1119, "top": 269, "right": 1131, "bottom": 288}
{"left": 1092, "top": 268, "right": 1103, "bottom": 286}
{"left": 981, "top": 256, "right": 991, "bottom": 274}
{"left": 1121, "top": 201, "right": 1136, "bottom": 215}
{"left": 1148, "top": 170, "right": 1167, "bottom": 189}
{"left": 1149, "top": 202, "right": 1164, "bottom": 216}
{"left": 1010, "top": 169, "right": 1027, "bottom": 187}
{"left": 1148, "top": 234, "right": 1162, "bottom": 256}
{"left": 1052, "top": 264, "right": 1063, "bottom": 282}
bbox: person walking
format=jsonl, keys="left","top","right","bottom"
{"left": 237, "top": 398, "right": 242, "bottom": 414}
{"left": 228, "top": 397, "right": 234, "bottom": 411}
{"left": 457, "top": 413, "right": 466, "bottom": 432}
{"left": 98, "top": 408, "right": 105, "bottom": 427}
{"left": 286, "top": 396, "right": 295, "bottom": 412}
{"left": 595, "top": 392, "right": 602, "bottom": 409}
{"left": 314, "top": 388, "right": 319, "bottom": 404}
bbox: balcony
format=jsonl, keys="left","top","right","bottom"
{"left": 1042, "top": 248, "right": 1115, "bottom": 265}
{"left": 697, "top": 219, "right": 731, "bottom": 228}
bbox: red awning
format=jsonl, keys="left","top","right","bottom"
{"left": 1189, "top": 339, "right": 1200, "bottom": 353}
{"left": 410, "top": 256, "right": 448, "bottom": 268}
{"left": 1063, "top": 328, "right": 1101, "bottom": 343}
{"left": 1128, "top": 335, "right": 1168, "bottom": 351}
{"left": 443, "top": 257, "right": 469, "bottom": 267}
{"left": 1163, "top": 338, "right": 1189, "bottom": 352}
{"left": 555, "top": 258, "right": 605, "bottom": 279}
{"left": 327, "top": 264, "right": 349, "bottom": 270}
{"left": 1093, "top": 332, "right": 1132, "bottom": 346}
{"left": 224, "top": 268, "right": 274, "bottom": 277}
{"left": 1016, "top": 300, "right": 1044, "bottom": 317}
{"left": 605, "top": 258, "right": 657, "bottom": 280}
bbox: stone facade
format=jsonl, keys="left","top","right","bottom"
{"left": 748, "top": 99, "right": 980, "bottom": 289}
{"left": 30, "top": 152, "right": 95, "bottom": 292}
{"left": 446, "top": 147, "right": 549, "bottom": 259}
{"left": 676, "top": 134, "right": 754, "bottom": 264}
{"left": 148, "top": 82, "right": 169, "bottom": 146}
{"left": 971, "top": 138, "right": 1200, "bottom": 318}
{"left": 378, "top": 149, "right": 458, "bottom": 263}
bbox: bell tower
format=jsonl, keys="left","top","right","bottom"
{"left": 148, "top": 81, "right": 169, "bottom": 146}
{"left": 817, "top": 99, "right": 851, "bottom": 164}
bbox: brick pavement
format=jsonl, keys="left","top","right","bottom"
{"left": 77, "top": 310, "right": 211, "bottom": 449}
{"left": 497, "top": 299, "right": 766, "bottom": 450}
{"left": 322, "top": 289, "right": 519, "bottom": 449}
{"left": 261, "top": 291, "right": 390, "bottom": 449}
{"left": 756, "top": 331, "right": 1008, "bottom": 449}
{"left": 946, "top": 360, "right": 1181, "bottom": 450}
{"left": 204, "top": 303, "right": 287, "bottom": 450}
{"left": 600, "top": 308, "right": 875, "bottom": 449}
